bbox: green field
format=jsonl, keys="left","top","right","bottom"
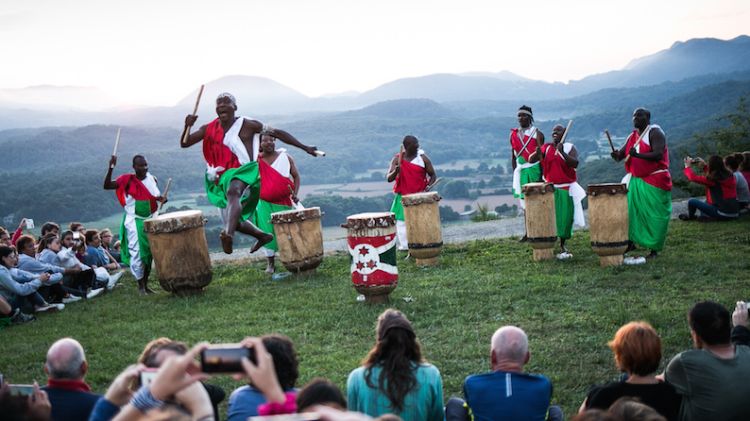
{"left": 1, "top": 219, "right": 749, "bottom": 417}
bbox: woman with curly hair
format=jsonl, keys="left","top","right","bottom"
{"left": 347, "top": 309, "right": 444, "bottom": 421}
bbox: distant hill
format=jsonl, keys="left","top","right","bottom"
{"left": 341, "top": 99, "right": 454, "bottom": 119}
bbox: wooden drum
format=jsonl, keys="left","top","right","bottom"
{"left": 143, "top": 210, "right": 212, "bottom": 295}
{"left": 342, "top": 212, "right": 398, "bottom": 303}
{"left": 270, "top": 207, "right": 324, "bottom": 273}
{"left": 522, "top": 182, "right": 557, "bottom": 261}
{"left": 402, "top": 192, "right": 442, "bottom": 266}
{"left": 587, "top": 183, "right": 629, "bottom": 266}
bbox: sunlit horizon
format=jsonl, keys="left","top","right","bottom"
{"left": 1, "top": 0, "right": 748, "bottom": 107}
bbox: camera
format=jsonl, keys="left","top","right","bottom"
{"left": 139, "top": 369, "right": 158, "bottom": 387}
{"left": 200, "top": 345, "right": 256, "bottom": 373}
{"left": 8, "top": 384, "right": 35, "bottom": 396}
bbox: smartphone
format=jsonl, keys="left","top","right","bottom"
{"left": 200, "top": 346, "right": 256, "bottom": 373}
{"left": 249, "top": 414, "right": 321, "bottom": 421}
{"left": 139, "top": 369, "right": 158, "bottom": 387}
{"left": 73, "top": 232, "right": 80, "bottom": 240}
{"left": 25, "top": 219, "right": 34, "bottom": 230}
{"left": 8, "top": 384, "right": 35, "bottom": 396}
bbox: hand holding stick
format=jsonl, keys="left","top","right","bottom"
{"left": 425, "top": 177, "right": 442, "bottom": 192}
{"left": 555, "top": 120, "right": 573, "bottom": 158}
{"left": 181, "top": 85, "right": 205, "bottom": 145}
{"left": 156, "top": 178, "right": 172, "bottom": 215}
{"left": 604, "top": 130, "right": 616, "bottom": 153}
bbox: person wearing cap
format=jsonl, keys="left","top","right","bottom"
{"left": 181, "top": 93, "right": 319, "bottom": 255}
{"left": 610, "top": 108, "right": 672, "bottom": 259}
{"left": 347, "top": 309, "right": 444, "bottom": 421}
{"left": 528, "top": 124, "right": 586, "bottom": 259}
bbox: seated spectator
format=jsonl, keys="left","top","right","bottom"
{"left": 725, "top": 154, "right": 750, "bottom": 209}
{"left": 0, "top": 245, "right": 63, "bottom": 314}
{"left": 664, "top": 301, "right": 750, "bottom": 420}
{"left": 0, "top": 227, "right": 11, "bottom": 247}
{"left": 138, "top": 337, "right": 224, "bottom": 420}
{"left": 679, "top": 156, "right": 739, "bottom": 221}
{"left": 608, "top": 397, "right": 667, "bottom": 421}
{"left": 228, "top": 334, "right": 300, "bottom": 421}
{"left": 52, "top": 231, "right": 106, "bottom": 297}
{"left": 580, "top": 322, "right": 679, "bottom": 420}
{"left": 740, "top": 151, "right": 750, "bottom": 186}
{"left": 38, "top": 233, "right": 102, "bottom": 299}
{"left": 83, "top": 229, "right": 123, "bottom": 289}
{"left": 40, "top": 222, "right": 60, "bottom": 237}
{"left": 0, "top": 294, "right": 35, "bottom": 326}
{"left": 16, "top": 234, "right": 79, "bottom": 304}
{"left": 347, "top": 309, "right": 444, "bottom": 421}
{"left": 446, "top": 325, "right": 561, "bottom": 421}
{"left": 69, "top": 222, "right": 86, "bottom": 234}
{"left": 42, "top": 338, "right": 101, "bottom": 421}
{"left": 99, "top": 228, "right": 121, "bottom": 263}
{"left": 7, "top": 218, "right": 31, "bottom": 246}
{"left": 296, "top": 378, "right": 347, "bottom": 413}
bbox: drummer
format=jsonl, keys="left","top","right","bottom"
{"left": 254, "top": 132, "right": 301, "bottom": 274}
{"left": 528, "top": 124, "right": 586, "bottom": 258}
{"left": 103, "top": 155, "right": 166, "bottom": 294}
{"left": 510, "top": 105, "right": 544, "bottom": 242}
{"left": 386, "top": 135, "right": 437, "bottom": 251}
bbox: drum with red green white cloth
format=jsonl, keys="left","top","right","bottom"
{"left": 343, "top": 212, "right": 398, "bottom": 303}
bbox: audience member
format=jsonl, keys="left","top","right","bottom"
{"left": 297, "top": 378, "right": 348, "bottom": 412}
{"left": 347, "top": 309, "right": 444, "bottom": 421}
{"left": 9, "top": 218, "right": 30, "bottom": 246}
{"left": 99, "top": 228, "right": 121, "bottom": 263}
{"left": 664, "top": 300, "right": 750, "bottom": 420}
{"left": 679, "top": 155, "right": 739, "bottom": 220}
{"left": 228, "top": 334, "right": 300, "bottom": 421}
{"left": 41, "top": 338, "right": 101, "bottom": 421}
{"left": 0, "top": 382, "right": 52, "bottom": 421}
{"left": 0, "top": 227, "right": 11, "bottom": 247}
{"left": 724, "top": 154, "right": 750, "bottom": 208}
{"left": 0, "top": 245, "right": 63, "bottom": 314}
{"left": 446, "top": 325, "right": 561, "bottom": 421}
{"left": 40, "top": 222, "right": 60, "bottom": 237}
{"left": 37, "top": 233, "right": 102, "bottom": 300}
{"left": 82, "top": 230, "right": 123, "bottom": 290}
{"left": 580, "top": 322, "right": 679, "bottom": 420}
{"left": 740, "top": 151, "right": 750, "bottom": 186}
{"left": 608, "top": 397, "right": 667, "bottom": 421}
{"left": 69, "top": 222, "right": 86, "bottom": 234}
{"left": 16, "top": 235, "right": 78, "bottom": 304}
{"left": 571, "top": 409, "right": 619, "bottom": 421}
{"left": 137, "top": 337, "right": 224, "bottom": 420}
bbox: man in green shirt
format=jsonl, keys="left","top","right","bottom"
{"left": 665, "top": 301, "right": 750, "bottom": 421}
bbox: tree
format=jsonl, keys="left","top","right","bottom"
{"left": 693, "top": 97, "right": 750, "bottom": 156}
{"left": 440, "top": 180, "right": 470, "bottom": 199}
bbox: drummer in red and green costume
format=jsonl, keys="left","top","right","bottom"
{"left": 254, "top": 132, "right": 301, "bottom": 274}
{"left": 510, "top": 105, "right": 544, "bottom": 242}
{"left": 386, "top": 135, "right": 437, "bottom": 251}
{"left": 181, "top": 93, "right": 318, "bottom": 255}
{"left": 529, "top": 124, "right": 586, "bottom": 258}
{"left": 103, "top": 154, "right": 166, "bottom": 294}
{"left": 611, "top": 108, "right": 672, "bottom": 259}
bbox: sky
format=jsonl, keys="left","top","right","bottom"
{"left": 0, "top": 0, "right": 748, "bottom": 107}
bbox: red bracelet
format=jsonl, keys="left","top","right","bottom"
{"left": 257, "top": 392, "right": 297, "bottom": 415}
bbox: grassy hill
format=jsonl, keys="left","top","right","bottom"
{"left": 2, "top": 218, "right": 749, "bottom": 417}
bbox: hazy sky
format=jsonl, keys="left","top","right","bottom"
{"left": 1, "top": 0, "right": 747, "bottom": 106}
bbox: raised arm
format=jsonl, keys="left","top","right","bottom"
{"left": 180, "top": 115, "right": 207, "bottom": 148}
{"left": 386, "top": 155, "right": 400, "bottom": 183}
{"left": 250, "top": 120, "right": 317, "bottom": 156}
{"left": 103, "top": 156, "right": 119, "bottom": 190}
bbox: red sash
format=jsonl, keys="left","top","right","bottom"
{"left": 258, "top": 158, "right": 294, "bottom": 206}
{"left": 115, "top": 174, "right": 158, "bottom": 213}
{"left": 624, "top": 129, "right": 672, "bottom": 191}
{"left": 203, "top": 118, "right": 241, "bottom": 183}
{"left": 541, "top": 144, "right": 576, "bottom": 186}
{"left": 510, "top": 128, "right": 538, "bottom": 161}
{"left": 393, "top": 155, "right": 428, "bottom": 195}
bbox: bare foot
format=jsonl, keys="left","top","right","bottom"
{"left": 250, "top": 233, "right": 273, "bottom": 253}
{"left": 220, "top": 231, "right": 233, "bottom": 254}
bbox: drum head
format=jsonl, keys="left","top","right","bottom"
{"left": 522, "top": 182, "right": 554, "bottom": 195}
{"left": 587, "top": 183, "right": 628, "bottom": 196}
{"left": 402, "top": 191, "right": 440, "bottom": 206}
{"left": 345, "top": 212, "right": 396, "bottom": 229}
{"left": 271, "top": 207, "right": 321, "bottom": 224}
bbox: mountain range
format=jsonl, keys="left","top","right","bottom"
{"left": 1, "top": 35, "right": 749, "bottom": 129}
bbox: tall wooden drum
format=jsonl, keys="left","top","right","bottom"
{"left": 143, "top": 210, "right": 212, "bottom": 295}
{"left": 343, "top": 212, "right": 398, "bottom": 303}
{"left": 270, "top": 207, "right": 324, "bottom": 273}
{"left": 523, "top": 182, "right": 557, "bottom": 261}
{"left": 588, "top": 183, "right": 629, "bottom": 267}
{"left": 402, "top": 192, "right": 442, "bottom": 266}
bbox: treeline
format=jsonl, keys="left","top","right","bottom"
{"left": 303, "top": 194, "right": 460, "bottom": 227}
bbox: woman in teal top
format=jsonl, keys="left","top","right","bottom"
{"left": 347, "top": 309, "right": 444, "bottom": 421}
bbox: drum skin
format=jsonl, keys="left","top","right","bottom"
{"left": 143, "top": 210, "right": 212, "bottom": 294}
{"left": 522, "top": 182, "right": 556, "bottom": 261}
{"left": 270, "top": 207, "right": 324, "bottom": 273}
{"left": 402, "top": 192, "right": 442, "bottom": 266}
{"left": 587, "top": 183, "right": 629, "bottom": 266}
{"left": 343, "top": 212, "right": 398, "bottom": 303}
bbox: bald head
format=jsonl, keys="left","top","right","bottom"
{"left": 45, "top": 338, "right": 87, "bottom": 380}
{"left": 491, "top": 326, "right": 529, "bottom": 370}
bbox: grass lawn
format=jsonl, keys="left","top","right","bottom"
{"left": 1, "top": 218, "right": 749, "bottom": 417}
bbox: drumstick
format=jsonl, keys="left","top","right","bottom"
{"left": 181, "top": 84, "right": 205, "bottom": 145}
{"left": 288, "top": 185, "right": 305, "bottom": 209}
{"left": 624, "top": 125, "right": 650, "bottom": 163}
{"left": 112, "top": 128, "right": 121, "bottom": 157}
{"left": 604, "top": 130, "right": 616, "bottom": 153}
{"left": 555, "top": 120, "right": 573, "bottom": 158}
{"left": 425, "top": 177, "right": 442, "bottom": 192}
{"left": 156, "top": 178, "right": 172, "bottom": 214}
{"left": 314, "top": 150, "right": 326, "bottom": 157}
